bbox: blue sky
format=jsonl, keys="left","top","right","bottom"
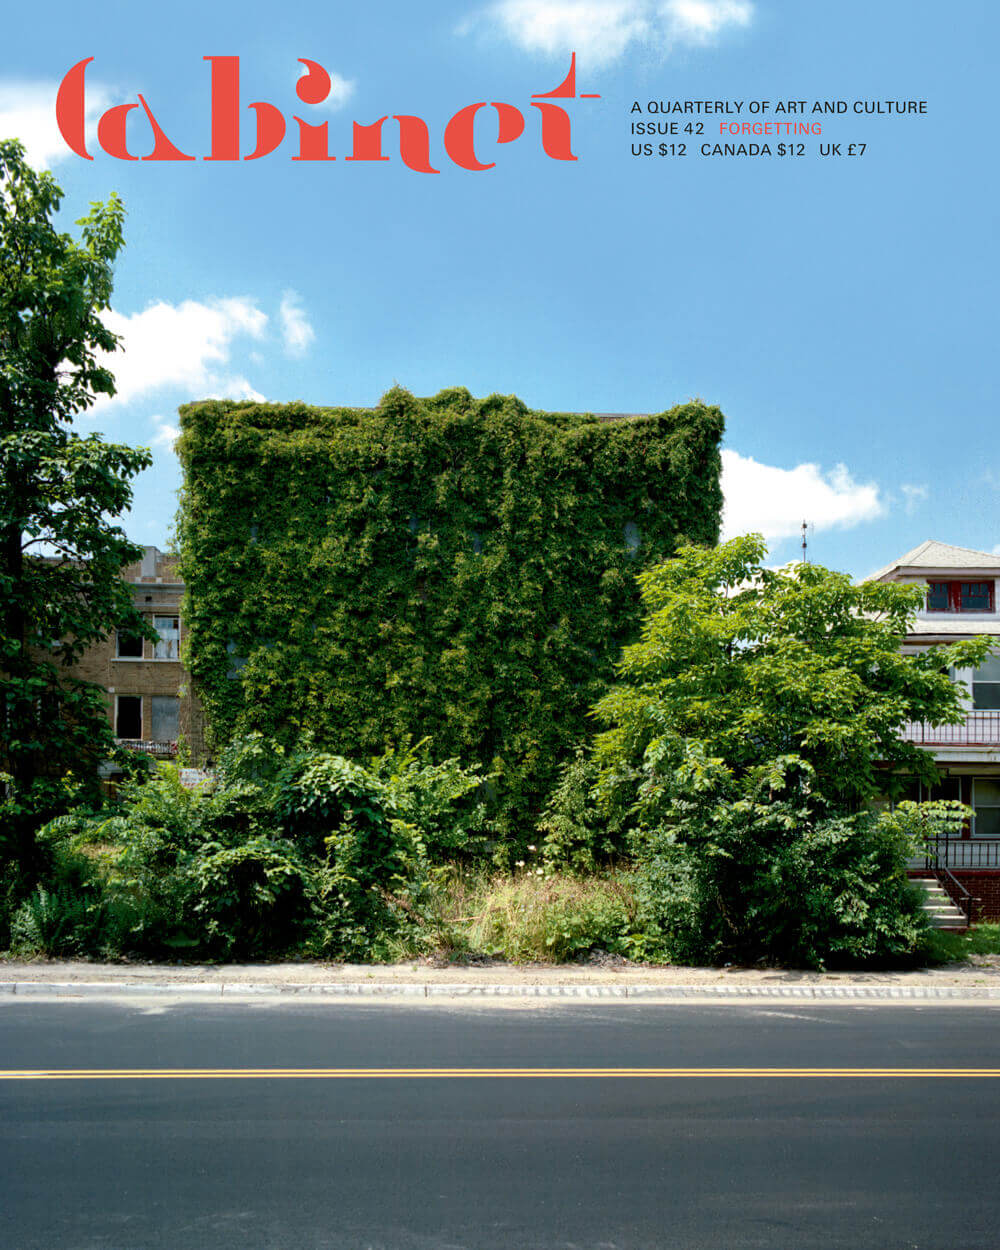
{"left": 2, "top": 0, "right": 996, "bottom": 576}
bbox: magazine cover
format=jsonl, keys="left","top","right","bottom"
{"left": 2, "top": 2, "right": 998, "bottom": 1247}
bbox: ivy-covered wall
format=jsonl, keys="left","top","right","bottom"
{"left": 176, "top": 386, "right": 724, "bottom": 840}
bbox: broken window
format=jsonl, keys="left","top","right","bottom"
{"left": 151, "top": 695, "right": 180, "bottom": 742}
{"left": 153, "top": 615, "right": 180, "bottom": 660}
{"left": 116, "top": 629, "right": 144, "bottom": 658}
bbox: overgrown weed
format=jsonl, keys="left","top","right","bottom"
{"left": 392, "top": 866, "right": 640, "bottom": 963}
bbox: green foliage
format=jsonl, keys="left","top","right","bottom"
{"left": 3, "top": 741, "right": 492, "bottom": 961}
{"left": 367, "top": 739, "right": 492, "bottom": 860}
{"left": 594, "top": 536, "right": 992, "bottom": 967}
{"left": 878, "top": 798, "right": 972, "bottom": 853}
{"left": 9, "top": 884, "right": 93, "bottom": 956}
{"left": 0, "top": 139, "right": 151, "bottom": 859}
{"left": 278, "top": 752, "right": 405, "bottom": 955}
{"left": 279, "top": 753, "right": 395, "bottom": 859}
{"left": 176, "top": 389, "right": 724, "bottom": 842}
{"left": 921, "top": 923, "right": 1000, "bottom": 964}
{"left": 628, "top": 750, "right": 928, "bottom": 966}
{"left": 186, "top": 838, "right": 317, "bottom": 959}
{"left": 276, "top": 744, "right": 488, "bottom": 957}
{"left": 538, "top": 747, "right": 624, "bottom": 872}
{"left": 595, "top": 536, "right": 990, "bottom": 825}
{"left": 463, "top": 870, "right": 637, "bottom": 962}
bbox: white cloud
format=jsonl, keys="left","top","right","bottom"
{"left": 279, "top": 290, "right": 316, "bottom": 357}
{"left": 900, "top": 483, "right": 928, "bottom": 514}
{"left": 91, "top": 297, "right": 268, "bottom": 413}
{"left": 721, "top": 450, "right": 886, "bottom": 543}
{"left": 464, "top": 0, "right": 752, "bottom": 66}
{"left": 470, "top": 1, "right": 650, "bottom": 64}
{"left": 319, "top": 72, "right": 355, "bottom": 110}
{"left": 662, "top": 0, "right": 753, "bottom": 43}
{"left": 150, "top": 417, "right": 180, "bottom": 450}
{"left": 0, "top": 78, "right": 116, "bottom": 168}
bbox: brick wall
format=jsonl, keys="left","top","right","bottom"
{"left": 950, "top": 873, "right": 1000, "bottom": 923}
{"left": 45, "top": 546, "right": 208, "bottom": 765}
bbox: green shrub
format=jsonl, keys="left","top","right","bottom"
{"left": 278, "top": 753, "right": 397, "bottom": 858}
{"left": 538, "top": 748, "right": 623, "bottom": 872}
{"left": 275, "top": 751, "right": 416, "bottom": 957}
{"left": 590, "top": 537, "right": 991, "bottom": 968}
{"left": 207, "top": 732, "right": 287, "bottom": 841}
{"left": 111, "top": 763, "right": 203, "bottom": 851}
{"left": 186, "top": 838, "right": 317, "bottom": 958}
{"left": 628, "top": 755, "right": 928, "bottom": 967}
{"left": 368, "top": 739, "right": 492, "bottom": 860}
{"left": 10, "top": 884, "right": 95, "bottom": 956}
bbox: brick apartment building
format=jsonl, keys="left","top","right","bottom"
{"left": 73, "top": 546, "right": 206, "bottom": 769}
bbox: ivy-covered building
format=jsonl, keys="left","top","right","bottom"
{"left": 176, "top": 386, "right": 725, "bottom": 835}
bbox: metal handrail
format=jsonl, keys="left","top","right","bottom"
{"left": 114, "top": 738, "right": 177, "bottom": 756}
{"left": 924, "top": 833, "right": 1000, "bottom": 871}
{"left": 936, "top": 866, "right": 974, "bottom": 926}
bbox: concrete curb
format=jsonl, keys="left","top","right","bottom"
{"left": 4, "top": 981, "right": 1000, "bottom": 1001}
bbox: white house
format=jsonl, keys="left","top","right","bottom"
{"left": 871, "top": 540, "right": 1000, "bottom": 915}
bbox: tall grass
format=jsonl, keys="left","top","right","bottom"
{"left": 396, "top": 868, "right": 640, "bottom": 963}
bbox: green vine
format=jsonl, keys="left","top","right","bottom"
{"left": 176, "top": 386, "right": 724, "bottom": 843}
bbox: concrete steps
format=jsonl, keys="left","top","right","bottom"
{"left": 913, "top": 878, "right": 968, "bottom": 930}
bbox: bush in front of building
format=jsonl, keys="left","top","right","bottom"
{"left": 625, "top": 754, "right": 930, "bottom": 967}
{"left": 6, "top": 739, "right": 494, "bottom": 961}
{"left": 590, "top": 535, "right": 993, "bottom": 968}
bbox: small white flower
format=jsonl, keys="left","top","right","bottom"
{"left": 515, "top": 860, "right": 525, "bottom": 868}
{"left": 527, "top": 844, "right": 537, "bottom": 852}
{"left": 535, "top": 867, "right": 544, "bottom": 876}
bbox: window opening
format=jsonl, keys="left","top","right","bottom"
{"left": 153, "top": 615, "right": 180, "bottom": 660}
{"left": 116, "top": 696, "right": 142, "bottom": 739}
{"left": 116, "top": 629, "right": 143, "bottom": 658}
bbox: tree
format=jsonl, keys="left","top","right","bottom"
{"left": 0, "top": 139, "right": 151, "bottom": 864}
{"left": 593, "top": 535, "right": 991, "bottom": 965}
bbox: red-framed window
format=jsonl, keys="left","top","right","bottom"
{"left": 925, "top": 580, "right": 995, "bottom": 613}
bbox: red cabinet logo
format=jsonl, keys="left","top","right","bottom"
{"left": 57, "top": 54, "right": 597, "bottom": 170}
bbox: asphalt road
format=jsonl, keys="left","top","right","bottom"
{"left": 3, "top": 997, "right": 1000, "bottom": 1249}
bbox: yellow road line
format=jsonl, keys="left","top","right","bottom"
{"left": 2, "top": 1067, "right": 1000, "bottom": 1080}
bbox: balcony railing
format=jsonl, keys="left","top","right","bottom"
{"left": 114, "top": 738, "right": 177, "bottom": 756}
{"left": 918, "top": 835, "right": 1000, "bottom": 870}
{"left": 899, "top": 713, "right": 1000, "bottom": 746}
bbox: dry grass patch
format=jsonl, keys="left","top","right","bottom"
{"left": 417, "top": 868, "right": 638, "bottom": 963}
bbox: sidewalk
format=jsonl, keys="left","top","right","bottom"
{"left": 4, "top": 956, "right": 1000, "bottom": 1000}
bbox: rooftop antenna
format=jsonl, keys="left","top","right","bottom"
{"left": 801, "top": 520, "right": 809, "bottom": 564}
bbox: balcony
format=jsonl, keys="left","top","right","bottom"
{"left": 918, "top": 836, "right": 1000, "bottom": 870}
{"left": 899, "top": 713, "right": 1000, "bottom": 747}
{"left": 114, "top": 738, "right": 177, "bottom": 756}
